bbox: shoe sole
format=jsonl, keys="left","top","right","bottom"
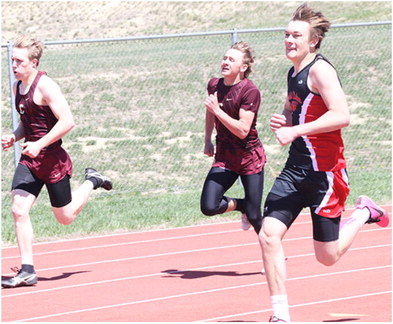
{"left": 2, "top": 276, "right": 38, "bottom": 288}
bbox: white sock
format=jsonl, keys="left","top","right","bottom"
{"left": 271, "top": 295, "right": 290, "bottom": 322}
{"left": 340, "top": 208, "right": 370, "bottom": 230}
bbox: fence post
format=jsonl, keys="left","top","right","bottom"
{"left": 6, "top": 41, "right": 21, "bottom": 166}
{"left": 231, "top": 29, "right": 238, "bottom": 45}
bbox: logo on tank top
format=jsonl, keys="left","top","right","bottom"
{"left": 18, "top": 103, "right": 25, "bottom": 115}
{"left": 288, "top": 91, "right": 302, "bottom": 112}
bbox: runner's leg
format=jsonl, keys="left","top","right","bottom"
{"left": 200, "top": 167, "right": 239, "bottom": 216}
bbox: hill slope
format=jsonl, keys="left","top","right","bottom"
{"left": 2, "top": 1, "right": 391, "bottom": 42}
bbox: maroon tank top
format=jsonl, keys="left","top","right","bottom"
{"left": 15, "top": 71, "right": 73, "bottom": 183}
{"left": 16, "top": 71, "right": 62, "bottom": 151}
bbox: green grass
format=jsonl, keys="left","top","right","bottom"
{"left": 2, "top": 166, "right": 389, "bottom": 246}
{"left": 1, "top": 189, "right": 242, "bottom": 245}
{"left": 1, "top": 2, "right": 391, "bottom": 245}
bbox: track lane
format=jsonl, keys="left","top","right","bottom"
{"left": 2, "top": 207, "right": 391, "bottom": 322}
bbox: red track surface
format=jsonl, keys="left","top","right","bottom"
{"left": 2, "top": 207, "right": 391, "bottom": 322}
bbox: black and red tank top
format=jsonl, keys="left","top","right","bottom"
{"left": 285, "top": 54, "right": 346, "bottom": 172}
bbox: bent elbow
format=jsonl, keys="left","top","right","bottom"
{"left": 343, "top": 115, "right": 350, "bottom": 128}
{"left": 237, "top": 128, "right": 251, "bottom": 140}
{"left": 69, "top": 121, "right": 76, "bottom": 132}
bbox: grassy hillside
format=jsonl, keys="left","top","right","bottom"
{"left": 1, "top": 1, "right": 391, "bottom": 42}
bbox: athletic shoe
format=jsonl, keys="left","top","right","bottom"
{"left": 241, "top": 213, "right": 251, "bottom": 231}
{"left": 85, "top": 168, "right": 113, "bottom": 191}
{"left": 269, "top": 315, "right": 287, "bottom": 322}
{"left": 356, "top": 195, "right": 389, "bottom": 227}
{"left": 2, "top": 268, "right": 38, "bottom": 288}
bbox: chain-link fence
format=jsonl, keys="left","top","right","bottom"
{"left": 1, "top": 23, "right": 391, "bottom": 211}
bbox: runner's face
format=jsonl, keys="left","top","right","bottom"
{"left": 12, "top": 47, "right": 36, "bottom": 81}
{"left": 285, "top": 20, "right": 315, "bottom": 62}
{"left": 221, "top": 49, "right": 247, "bottom": 78}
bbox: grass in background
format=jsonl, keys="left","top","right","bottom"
{"left": 1, "top": 189, "right": 242, "bottom": 245}
{"left": 2, "top": 167, "right": 389, "bottom": 246}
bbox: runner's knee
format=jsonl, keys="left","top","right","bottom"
{"left": 315, "top": 253, "right": 338, "bottom": 266}
{"left": 314, "top": 242, "right": 340, "bottom": 266}
{"left": 200, "top": 197, "right": 228, "bottom": 216}
{"left": 11, "top": 204, "right": 29, "bottom": 222}
{"left": 200, "top": 202, "right": 222, "bottom": 216}
{"left": 52, "top": 207, "right": 75, "bottom": 225}
{"left": 55, "top": 214, "right": 74, "bottom": 225}
{"left": 259, "top": 228, "right": 281, "bottom": 250}
{"left": 245, "top": 209, "right": 262, "bottom": 233}
{"left": 11, "top": 197, "right": 32, "bottom": 223}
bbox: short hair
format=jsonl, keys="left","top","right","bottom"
{"left": 13, "top": 35, "right": 44, "bottom": 66}
{"left": 231, "top": 41, "right": 255, "bottom": 78}
{"left": 291, "top": 3, "right": 331, "bottom": 50}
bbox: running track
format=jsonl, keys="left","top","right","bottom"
{"left": 2, "top": 207, "right": 391, "bottom": 322}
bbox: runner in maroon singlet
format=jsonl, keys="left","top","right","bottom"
{"left": 1, "top": 35, "right": 113, "bottom": 289}
{"left": 258, "top": 4, "right": 389, "bottom": 322}
{"left": 200, "top": 42, "right": 266, "bottom": 246}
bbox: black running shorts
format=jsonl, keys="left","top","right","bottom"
{"left": 12, "top": 163, "right": 72, "bottom": 208}
{"left": 263, "top": 166, "right": 345, "bottom": 242}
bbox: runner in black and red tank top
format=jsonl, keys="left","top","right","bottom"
{"left": 1, "top": 35, "right": 113, "bottom": 289}
{"left": 200, "top": 42, "right": 266, "bottom": 266}
{"left": 258, "top": 4, "right": 389, "bottom": 322}
{"left": 286, "top": 53, "right": 346, "bottom": 172}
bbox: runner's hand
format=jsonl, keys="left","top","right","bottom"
{"left": 20, "top": 141, "right": 42, "bottom": 158}
{"left": 203, "top": 141, "right": 215, "bottom": 157}
{"left": 1, "top": 134, "right": 16, "bottom": 151}
{"left": 270, "top": 113, "right": 287, "bottom": 131}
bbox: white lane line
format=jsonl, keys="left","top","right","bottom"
{"left": 3, "top": 204, "right": 389, "bottom": 253}
{"left": 1, "top": 218, "right": 315, "bottom": 249}
{"left": 3, "top": 245, "right": 390, "bottom": 298}
{"left": 1, "top": 229, "right": 241, "bottom": 259}
{"left": 10, "top": 265, "right": 391, "bottom": 322}
{"left": 2, "top": 233, "right": 390, "bottom": 275}
{"left": 200, "top": 290, "right": 392, "bottom": 322}
{"left": 2, "top": 222, "right": 389, "bottom": 260}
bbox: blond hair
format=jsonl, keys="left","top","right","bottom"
{"left": 14, "top": 35, "right": 44, "bottom": 66}
{"left": 231, "top": 41, "right": 255, "bottom": 78}
{"left": 291, "top": 3, "right": 331, "bottom": 50}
